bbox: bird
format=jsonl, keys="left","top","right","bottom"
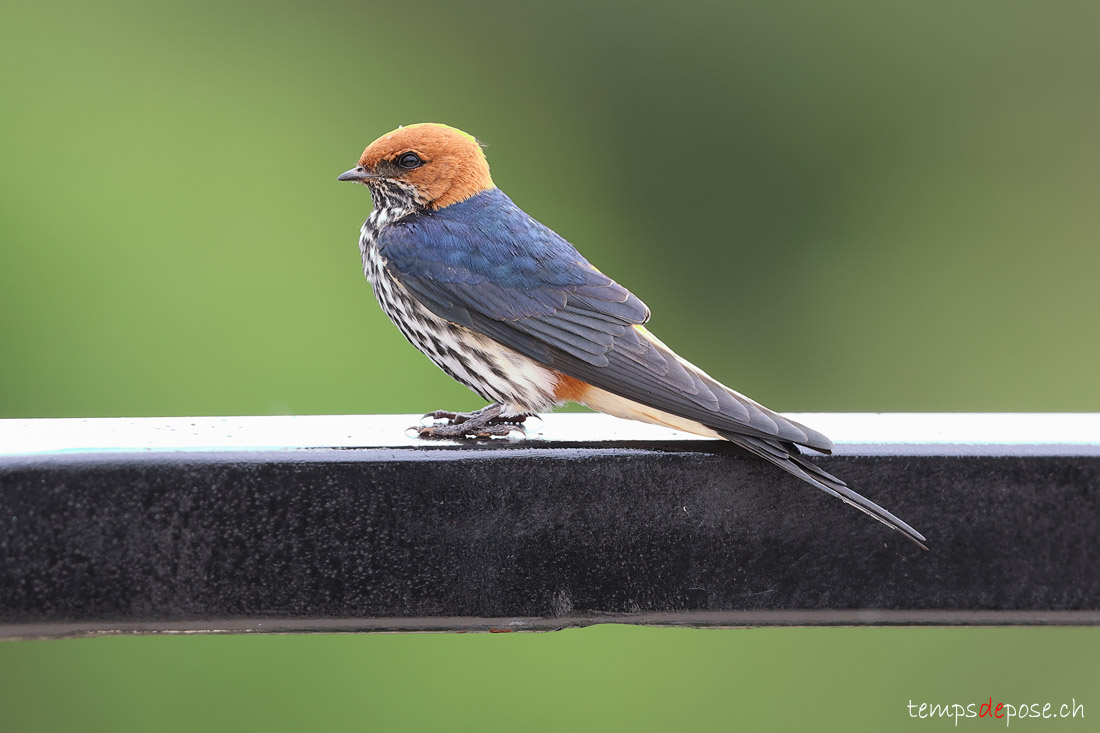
{"left": 337, "top": 122, "right": 926, "bottom": 548}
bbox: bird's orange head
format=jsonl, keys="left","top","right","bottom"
{"left": 338, "top": 123, "right": 494, "bottom": 210}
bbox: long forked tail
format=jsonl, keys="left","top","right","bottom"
{"left": 716, "top": 430, "right": 928, "bottom": 549}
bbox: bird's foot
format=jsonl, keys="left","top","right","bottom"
{"left": 416, "top": 403, "right": 528, "bottom": 439}
{"left": 422, "top": 404, "right": 528, "bottom": 426}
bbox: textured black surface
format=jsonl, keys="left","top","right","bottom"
{"left": 2, "top": 436, "right": 1099, "bottom": 637}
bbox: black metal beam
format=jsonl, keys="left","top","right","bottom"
{"left": 1, "top": 414, "right": 1098, "bottom": 639}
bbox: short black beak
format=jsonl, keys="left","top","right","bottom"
{"left": 337, "top": 166, "right": 376, "bottom": 182}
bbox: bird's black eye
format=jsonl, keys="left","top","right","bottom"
{"left": 396, "top": 152, "right": 422, "bottom": 170}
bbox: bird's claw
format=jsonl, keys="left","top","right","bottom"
{"left": 415, "top": 404, "right": 528, "bottom": 439}
{"left": 421, "top": 408, "right": 527, "bottom": 426}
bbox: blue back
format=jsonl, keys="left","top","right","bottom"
{"left": 379, "top": 188, "right": 594, "bottom": 301}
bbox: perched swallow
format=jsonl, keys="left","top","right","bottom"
{"left": 338, "top": 123, "right": 925, "bottom": 547}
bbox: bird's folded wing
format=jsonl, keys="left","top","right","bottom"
{"left": 378, "top": 211, "right": 832, "bottom": 451}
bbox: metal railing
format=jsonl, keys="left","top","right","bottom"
{"left": 2, "top": 413, "right": 1098, "bottom": 639}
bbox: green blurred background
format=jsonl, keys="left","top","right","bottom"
{"left": 2, "top": 0, "right": 1098, "bottom": 730}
